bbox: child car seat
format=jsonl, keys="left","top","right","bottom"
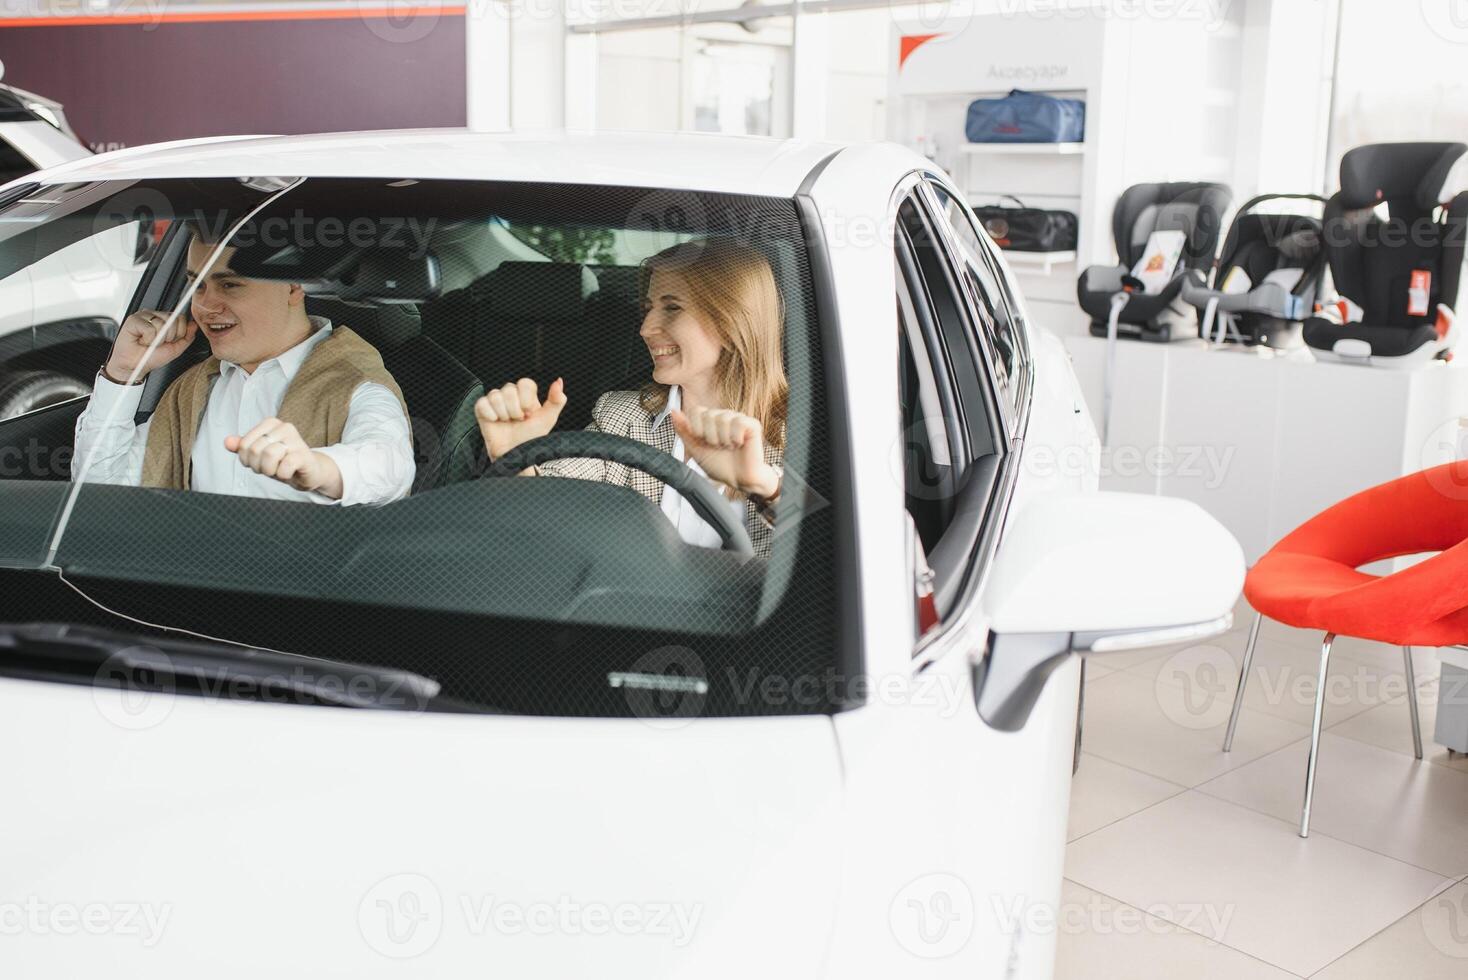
{"left": 1303, "top": 141, "right": 1467, "bottom": 367}
{"left": 1077, "top": 181, "right": 1233, "bottom": 342}
{"left": 1181, "top": 193, "right": 1328, "bottom": 349}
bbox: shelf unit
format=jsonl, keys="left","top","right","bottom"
{"left": 890, "top": 8, "right": 1248, "bottom": 334}
{"left": 998, "top": 249, "right": 1078, "bottom": 274}
{"left": 958, "top": 142, "right": 1086, "bottom": 156}
{"left": 953, "top": 118, "right": 1090, "bottom": 309}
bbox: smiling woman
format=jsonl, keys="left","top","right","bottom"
{"left": 477, "top": 237, "right": 790, "bottom": 557}
{"left": 0, "top": 174, "right": 846, "bottom": 718}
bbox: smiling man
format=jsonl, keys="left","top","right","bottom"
{"left": 72, "top": 227, "right": 415, "bottom": 504}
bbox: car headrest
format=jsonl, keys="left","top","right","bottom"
{"left": 304, "top": 296, "right": 421, "bottom": 351}
{"left": 1339, "top": 141, "right": 1468, "bottom": 212}
{"left": 483, "top": 261, "right": 586, "bottom": 321}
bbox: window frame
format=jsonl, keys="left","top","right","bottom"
{"left": 895, "top": 188, "right": 1005, "bottom": 464}
{"left": 919, "top": 175, "right": 1035, "bottom": 441}
{"left": 889, "top": 174, "right": 1014, "bottom": 639}
{"left": 888, "top": 173, "right": 1036, "bottom": 670}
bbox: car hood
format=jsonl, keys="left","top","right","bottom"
{"left": 0, "top": 675, "right": 845, "bottom": 977}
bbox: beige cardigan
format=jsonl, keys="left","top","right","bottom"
{"left": 139, "top": 326, "right": 408, "bottom": 490}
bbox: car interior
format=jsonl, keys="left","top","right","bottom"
{"left": 0, "top": 178, "right": 829, "bottom": 576}
{"left": 0, "top": 193, "right": 713, "bottom": 499}
{"left": 0, "top": 178, "right": 852, "bottom": 714}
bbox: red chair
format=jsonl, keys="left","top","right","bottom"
{"left": 1222, "top": 461, "right": 1468, "bottom": 837}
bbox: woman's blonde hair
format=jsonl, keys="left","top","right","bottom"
{"left": 638, "top": 238, "right": 789, "bottom": 448}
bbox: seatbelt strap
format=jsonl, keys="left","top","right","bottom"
{"left": 1102, "top": 291, "right": 1129, "bottom": 447}
{"left": 1200, "top": 295, "right": 1220, "bottom": 344}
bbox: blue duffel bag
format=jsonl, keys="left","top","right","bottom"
{"left": 965, "top": 89, "right": 1085, "bottom": 143}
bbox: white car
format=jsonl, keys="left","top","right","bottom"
{"left": 0, "top": 131, "right": 1243, "bottom": 978}
{"left": 0, "top": 76, "right": 153, "bottom": 418}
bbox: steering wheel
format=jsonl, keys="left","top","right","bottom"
{"left": 485, "top": 431, "right": 754, "bottom": 556}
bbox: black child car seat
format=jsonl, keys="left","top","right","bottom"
{"left": 1077, "top": 181, "right": 1233, "bottom": 342}
{"left": 1180, "top": 193, "right": 1328, "bottom": 349}
{"left": 1303, "top": 141, "right": 1467, "bottom": 367}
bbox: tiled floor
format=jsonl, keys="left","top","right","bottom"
{"left": 1058, "top": 600, "right": 1468, "bottom": 978}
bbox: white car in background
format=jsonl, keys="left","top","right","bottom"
{"left": 0, "top": 71, "right": 154, "bottom": 418}
{"left": 0, "top": 131, "right": 1243, "bottom": 978}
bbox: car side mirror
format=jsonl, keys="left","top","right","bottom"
{"left": 972, "top": 492, "right": 1244, "bottom": 732}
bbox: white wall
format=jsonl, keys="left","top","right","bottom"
{"left": 473, "top": 0, "right": 1340, "bottom": 196}
{"left": 1233, "top": 0, "right": 1339, "bottom": 198}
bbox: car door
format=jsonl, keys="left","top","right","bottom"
{"left": 828, "top": 175, "right": 1079, "bottom": 980}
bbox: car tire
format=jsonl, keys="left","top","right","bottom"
{"left": 0, "top": 370, "right": 92, "bottom": 419}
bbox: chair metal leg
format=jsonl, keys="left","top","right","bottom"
{"left": 1223, "top": 612, "right": 1262, "bottom": 752}
{"left": 1403, "top": 646, "right": 1424, "bottom": 760}
{"left": 1300, "top": 632, "right": 1335, "bottom": 838}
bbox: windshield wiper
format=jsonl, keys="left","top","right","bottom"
{"left": 0, "top": 621, "right": 454, "bottom": 712}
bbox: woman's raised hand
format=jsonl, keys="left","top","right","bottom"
{"left": 670, "top": 406, "right": 780, "bottom": 499}
{"left": 475, "top": 377, "right": 567, "bottom": 461}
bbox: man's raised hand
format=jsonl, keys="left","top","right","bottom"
{"left": 104, "top": 309, "right": 198, "bottom": 384}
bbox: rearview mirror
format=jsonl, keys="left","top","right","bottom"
{"left": 972, "top": 492, "right": 1244, "bottom": 731}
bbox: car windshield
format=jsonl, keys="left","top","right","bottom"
{"left": 0, "top": 176, "right": 849, "bottom": 717}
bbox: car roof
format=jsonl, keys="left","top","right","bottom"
{"left": 32, "top": 129, "right": 868, "bottom": 198}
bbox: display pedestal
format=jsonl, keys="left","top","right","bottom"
{"left": 1062, "top": 336, "right": 1468, "bottom": 565}
{"left": 1437, "top": 648, "right": 1468, "bottom": 754}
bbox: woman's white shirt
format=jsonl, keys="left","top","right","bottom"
{"left": 653, "top": 385, "right": 746, "bottom": 548}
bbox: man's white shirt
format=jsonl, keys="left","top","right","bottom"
{"left": 73, "top": 317, "right": 415, "bottom": 505}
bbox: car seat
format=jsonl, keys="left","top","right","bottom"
{"left": 1180, "top": 193, "right": 1328, "bottom": 349}
{"left": 1077, "top": 181, "right": 1233, "bottom": 342}
{"left": 1302, "top": 141, "right": 1468, "bottom": 367}
{"left": 421, "top": 261, "right": 645, "bottom": 431}
{"left": 306, "top": 298, "right": 484, "bottom": 493}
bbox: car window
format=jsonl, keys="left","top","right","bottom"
{"left": 895, "top": 194, "right": 997, "bottom": 462}
{"left": 0, "top": 137, "right": 36, "bottom": 185}
{"left": 0, "top": 176, "right": 850, "bottom": 720}
{"left": 925, "top": 181, "right": 1025, "bottom": 421}
{"left": 0, "top": 184, "right": 157, "bottom": 420}
{"left": 896, "top": 252, "right": 958, "bottom": 554}
{"left": 894, "top": 189, "right": 1003, "bottom": 597}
